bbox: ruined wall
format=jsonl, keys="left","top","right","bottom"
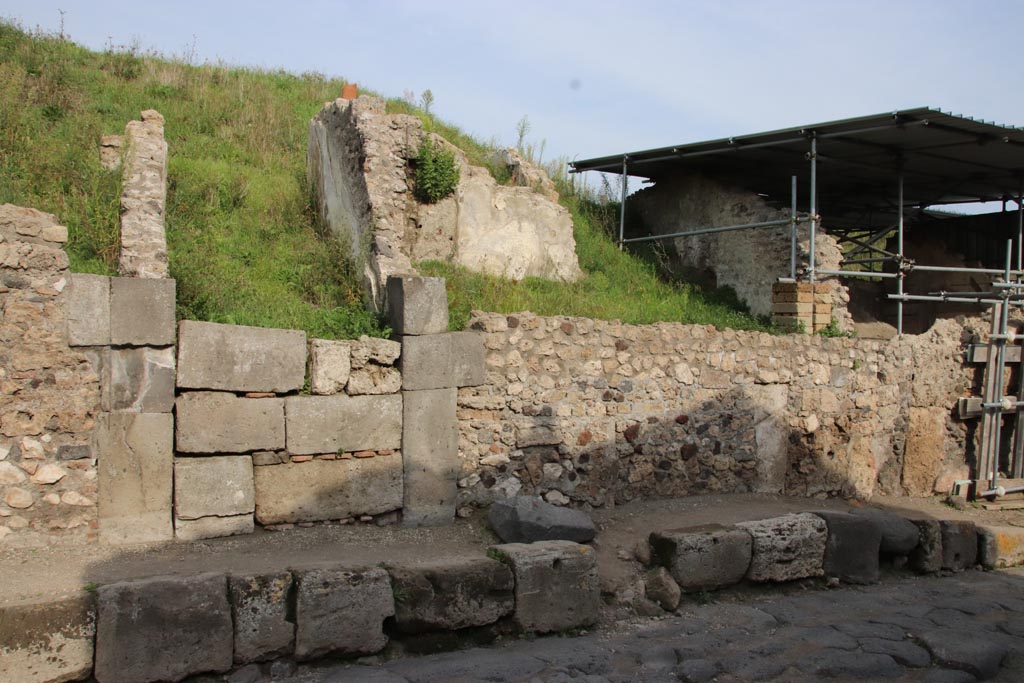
{"left": 631, "top": 172, "right": 851, "bottom": 330}
{"left": 456, "top": 312, "right": 975, "bottom": 510}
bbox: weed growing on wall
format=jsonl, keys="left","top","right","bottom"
{"left": 412, "top": 137, "right": 460, "bottom": 204}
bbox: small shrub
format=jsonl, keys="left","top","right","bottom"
{"left": 413, "top": 136, "right": 460, "bottom": 204}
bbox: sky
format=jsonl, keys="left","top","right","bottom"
{"left": 4, "top": 0, "right": 1023, "bottom": 171}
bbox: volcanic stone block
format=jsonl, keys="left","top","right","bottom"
{"left": 293, "top": 566, "right": 394, "bottom": 660}
{"left": 229, "top": 572, "right": 295, "bottom": 664}
{"left": 909, "top": 518, "right": 943, "bottom": 574}
{"left": 737, "top": 513, "right": 827, "bottom": 583}
{"left": 850, "top": 508, "right": 920, "bottom": 555}
{"left": 173, "top": 456, "right": 255, "bottom": 540}
{"left": 387, "top": 275, "right": 449, "bottom": 336}
{"left": 402, "top": 388, "right": 458, "bottom": 526}
{"left": 490, "top": 541, "right": 599, "bottom": 633}
{"left": 176, "top": 320, "right": 306, "bottom": 393}
{"left": 488, "top": 495, "right": 596, "bottom": 543}
{"left": 285, "top": 394, "right": 402, "bottom": 455}
{"left": 812, "top": 511, "right": 881, "bottom": 584}
{"left": 401, "top": 331, "right": 486, "bottom": 390}
{"left": 66, "top": 273, "right": 110, "bottom": 346}
{"left": 649, "top": 524, "right": 752, "bottom": 592}
{"left": 387, "top": 556, "right": 514, "bottom": 633}
{"left": 96, "top": 412, "right": 173, "bottom": 545}
{"left": 940, "top": 520, "right": 978, "bottom": 571}
{"left": 978, "top": 524, "right": 1024, "bottom": 569}
{"left": 110, "top": 346, "right": 175, "bottom": 412}
{"left": 109, "top": 277, "right": 176, "bottom": 346}
{"left": 309, "top": 339, "right": 351, "bottom": 395}
{"left": 94, "top": 573, "right": 232, "bottom": 683}
{"left": 176, "top": 392, "right": 284, "bottom": 453}
{"left": 0, "top": 594, "right": 96, "bottom": 683}
{"left": 253, "top": 456, "right": 402, "bottom": 524}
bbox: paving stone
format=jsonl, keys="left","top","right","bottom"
{"left": 402, "top": 388, "right": 458, "bottom": 526}
{"left": 836, "top": 620, "right": 907, "bottom": 640}
{"left": 488, "top": 495, "right": 596, "bottom": 543}
{"left": 649, "top": 524, "right": 752, "bottom": 592}
{"left": 401, "top": 331, "right": 486, "bottom": 390}
{"left": 66, "top": 273, "right": 109, "bottom": 346}
{"left": 109, "top": 277, "right": 176, "bottom": 346}
{"left": 643, "top": 567, "right": 681, "bottom": 611}
{"left": 226, "top": 664, "right": 263, "bottom": 683}
{"left": 387, "top": 275, "right": 449, "bottom": 336}
{"left": 850, "top": 508, "right": 920, "bottom": 554}
{"left": 321, "top": 667, "right": 410, "bottom": 682}
{"left": 861, "top": 637, "right": 933, "bottom": 667}
{"left": 940, "top": 520, "right": 979, "bottom": 571}
{"left": 387, "top": 556, "right": 514, "bottom": 633}
{"left": 387, "top": 648, "right": 547, "bottom": 683}
{"left": 924, "top": 670, "right": 978, "bottom": 683}
{"left": 173, "top": 455, "right": 254, "bottom": 519}
{"left": 490, "top": 540, "right": 600, "bottom": 633}
{"left": 977, "top": 524, "right": 1024, "bottom": 569}
{"left": 95, "top": 573, "right": 232, "bottom": 683}
{"left": 177, "top": 320, "right": 306, "bottom": 392}
{"left": 293, "top": 566, "right": 394, "bottom": 660}
{"left": 229, "top": 572, "right": 295, "bottom": 664}
{"left": 674, "top": 659, "right": 719, "bottom": 683}
{"left": 812, "top": 510, "right": 881, "bottom": 584}
{"left": 176, "top": 392, "right": 285, "bottom": 453}
{"left": 109, "top": 346, "right": 175, "bottom": 413}
{"left": 694, "top": 603, "right": 778, "bottom": 633}
{"left": 639, "top": 644, "right": 677, "bottom": 670}
{"left": 786, "top": 625, "right": 859, "bottom": 650}
{"left": 797, "top": 649, "right": 902, "bottom": 678}
{"left": 285, "top": 394, "right": 402, "bottom": 455}
{"left": 918, "top": 628, "right": 1008, "bottom": 679}
{"left": 719, "top": 654, "right": 789, "bottom": 680}
{"left": 736, "top": 513, "right": 827, "bottom": 582}
{"left": 910, "top": 518, "right": 944, "bottom": 573}
{"left": 0, "top": 594, "right": 96, "bottom": 683}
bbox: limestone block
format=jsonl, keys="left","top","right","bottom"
{"left": 903, "top": 407, "right": 948, "bottom": 495}
{"left": 737, "top": 513, "right": 827, "bottom": 582}
{"left": 909, "top": 518, "right": 943, "bottom": 574}
{"left": 65, "top": 273, "right": 110, "bottom": 346}
{"left": 94, "top": 573, "right": 232, "bottom": 683}
{"left": 110, "top": 346, "right": 175, "bottom": 413}
{"left": 293, "top": 566, "right": 394, "bottom": 660}
{"left": 0, "top": 594, "right": 96, "bottom": 683}
{"left": 174, "top": 515, "right": 253, "bottom": 542}
{"left": 402, "top": 331, "right": 486, "bottom": 390}
{"left": 649, "top": 524, "right": 752, "bottom": 592}
{"left": 387, "top": 275, "right": 449, "bottom": 336}
{"left": 812, "top": 511, "right": 881, "bottom": 584}
{"left": 95, "top": 412, "right": 173, "bottom": 545}
{"left": 173, "top": 456, "right": 255, "bottom": 540}
{"left": 347, "top": 365, "right": 402, "bottom": 395}
{"left": 350, "top": 336, "right": 401, "bottom": 367}
{"left": 309, "top": 339, "right": 351, "bottom": 395}
{"left": 284, "top": 394, "right": 401, "bottom": 455}
{"left": 175, "top": 392, "right": 284, "bottom": 453}
{"left": 940, "top": 520, "right": 978, "bottom": 571}
{"left": 177, "top": 320, "right": 306, "bottom": 393}
{"left": 109, "top": 277, "right": 176, "bottom": 346}
{"left": 253, "top": 456, "right": 402, "bottom": 524}
{"left": 978, "top": 524, "right": 1024, "bottom": 569}
{"left": 81, "top": 346, "right": 111, "bottom": 412}
{"left": 402, "top": 388, "right": 458, "bottom": 526}
{"left": 387, "top": 556, "right": 514, "bottom": 633}
{"left": 490, "top": 541, "right": 599, "bottom": 633}
{"left": 229, "top": 572, "right": 295, "bottom": 664}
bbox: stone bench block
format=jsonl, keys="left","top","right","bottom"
{"left": 254, "top": 456, "right": 402, "bottom": 524}
{"left": 293, "top": 565, "right": 394, "bottom": 660}
{"left": 177, "top": 320, "right": 306, "bottom": 393}
{"left": 812, "top": 511, "right": 881, "bottom": 584}
{"left": 402, "top": 388, "right": 458, "bottom": 527}
{"left": 387, "top": 275, "right": 449, "bottom": 335}
{"left": 649, "top": 524, "right": 752, "bottom": 592}
{"left": 176, "top": 392, "right": 284, "bottom": 453}
{"left": 229, "top": 572, "right": 295, "bottom": 664}
{"left": 387, "top": 556, "right": 514, "bottom": 633}
{"left": 401, "top": 331, "right": 486, "bottom": 390}
{"left": 173, "top": 456, "right": 255, "bottom": 541}
{"left": 95, "top": 573, "right": 232, "bottom": 683}
{"left": 978, "top": 524, "right": 1024, "bottom": 569}
{"left": 940, "top": 520, "right": 978, "bottom": 571}
{"left": 736, "top": 513, "right": 827, "bottom": 583}
{"left": 66, "top": 273, "right": 110, "bottom": 346}
{"left": 490, "top": 541, "right": 599, "bottom": 634}
{"left": 285, "top": 394, "right": 401, "bottom": 455}
{"left": 110, "top": 346, "right": 175, "bottom": 413}
{"left": 109, "top": 277, "right": 176, "bottom": 347}
{"left": 0, "top": 594, "right": 96, "bottom": 683}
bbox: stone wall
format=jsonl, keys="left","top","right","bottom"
{"left": 456, "top": 312, "right": 975, "bottom": 510}
{"left": 117, "top": 109, "right": 169, "bottom": 279}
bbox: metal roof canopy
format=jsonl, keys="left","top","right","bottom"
{"left": 570, "top": 107, "right": 1024, "bottom": 226}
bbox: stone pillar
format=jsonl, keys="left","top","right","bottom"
{"left": 771, "top": 280, "right": 832, "bottom": 333}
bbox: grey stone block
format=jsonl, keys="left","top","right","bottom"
{"left": 81, "top": 346, "right": 111, "bottom": 412}
{"left": 649, "top": 524, "right": 752, "bottom": 592}
{"left": 174, "top": 456, "right": 255, "bottom": 519}
{"left": 737, "top": 513, "right": 827, "bottom": 583}
{"left": 977, "top": 524, "right": 1024, "bottom": 569}
{"left": 176, "top": 392, "right": 284, "bottom": 453}
{"left": 919, "top": 628, "right": 1008, "bottom": 679}
{"left": 402, "top": 388, "right": 457, "bottom": 526}
{"left": 95, "top": 412, "right": 173, "bottom": 545}
{"left": 293, "top": 565, "right": 394, "bottom": 660}
{"left": 850, "top": 507, "right": 920, "bottom": 555}
{"left": 0, "top": 594, "right": 96, "bottom": 683}
{"left": 177, "top": 320, "right": 306, "bottom": 393}
{"left": 812, "top": 511, "right": 881, "bottom": 584}
{"left": 254, "top": 456, "right": 402, "bottom": 524}
{"left": 401, "top": 331, "right": 486, "bottom": 390}
{"left": 387, "top": 556, "right": 514, "bottom": 633}
{"left": 57, "top": 443, "right": 92, "bottom": 460}
{"left": 229, "top": 572, "right": 295, "bottom": 664}
{"left": 110, "top": 346, "right": 175, "bottom": 412}
{"left": 940, "top": 520, "right": 978, "bottom": 571}
{"left": 309, "top": 339, "right": 351, "bottom": 395}
{"left": 66, "top": 273, "right": 110, "bottom": 346}
{"left": 910, "top": 518, "right": 943, "bottom": 573}
{"left": 174, "top": 515, "right": 253, "bottom": 541}
{"left": 490, "top": 540, "right": 599, "bottom": 633}
{"left": 488, "top": 495, "right": 596, "bottom": 543}
{"left": 94, "top": 573, "right": 232, "bottom": 683}
{"left": 387, "top": 275, "right": 449, "bottom": 335}
{"left": 285, "top": 394, "right": 401, "bottom": 455}
{"left": 109, "top": 277, "right": 176, "bottom": 347}
{"left": 643, "top": 566, "right": 681, "bottom": 611}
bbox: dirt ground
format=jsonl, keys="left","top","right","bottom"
{"left": 2, "top": 493, "right": 1021, "bottom": 608}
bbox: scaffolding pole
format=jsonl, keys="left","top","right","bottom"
{"left": 790, "top": 175, "right": 797, "bottom": 280}
{"left": 621, "top": 218, "right": 797, "bottom": 245}
{"left": 897, "top": 173, "right": 905, "bottom": 336}
{"left": 617, "top": 156, "right": 628, "bottom": 250}
{"left": 809, "top": 136, "right": 818, "bottom": 287}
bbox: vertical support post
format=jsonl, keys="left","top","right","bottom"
{"left": 1017, "top": 186, "right": 1023, "bottom": 275}
{"left": 790, "top": 175, "right": 797, "bottom": 280}
{"left": 617, "top": 156, "right": 628, "bottom": 250}
{"left": 897, "top": 172, "right": 905, "bottom": 337}
{"left": 808, "top": 137, "right": 817, "bottom": 286}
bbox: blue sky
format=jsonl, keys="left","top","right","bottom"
{"left": 4, "top": 1, "right": 1023, "bottom": 167}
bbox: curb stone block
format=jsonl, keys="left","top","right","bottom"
{"left": 849, "top": 508, "right": 920, "bottom": 555}
{"left": 66, "top": 273, "right": 110, "bottom": 346}
{"left": 490, "top": 540, "right": 599, "bottom": 634}
{"left": 109, "top": 277, "right": 176, "bottom": 347}
{"left": 649, "top": 524, "right": 752, "bottom": 592}
{"left": 229, "top": 572, "right": 295, "bottom": 664}
{"left": 736, "top": 513, "right": 827, "bottom": 583}
{"left": 176, "top": 320, "right": 306, "bottom": 393}
{"left": 940, "top": 520, "right": 978, "bottom": 571}
{"left": 402, "top": 388, "right": 458, "bottom": 526}
{"left": 812, "top": 511, "right": 881, "bottom": 584}
{"left": 285, "top": 394, "right": 402, "bottom": 455}
{"left": 95, "top": 573, "right": 232, "bottom": 683}
{"left": 175, "top": 392, "right": 284, "bottom": 453}
{"left": 293, "top": 566, "right": 394, "bottom": 660}
{"left": 387, "top": 275, "right": 449, "bottom": 336}
{"left": 909, "top": 518, "right": 943, "bottom": 574}
{"left": 0, "top": 594, "right": 96, "bottom": 683}
{"left": 977, "top": 524, "right": 1024, "bottom": 569}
